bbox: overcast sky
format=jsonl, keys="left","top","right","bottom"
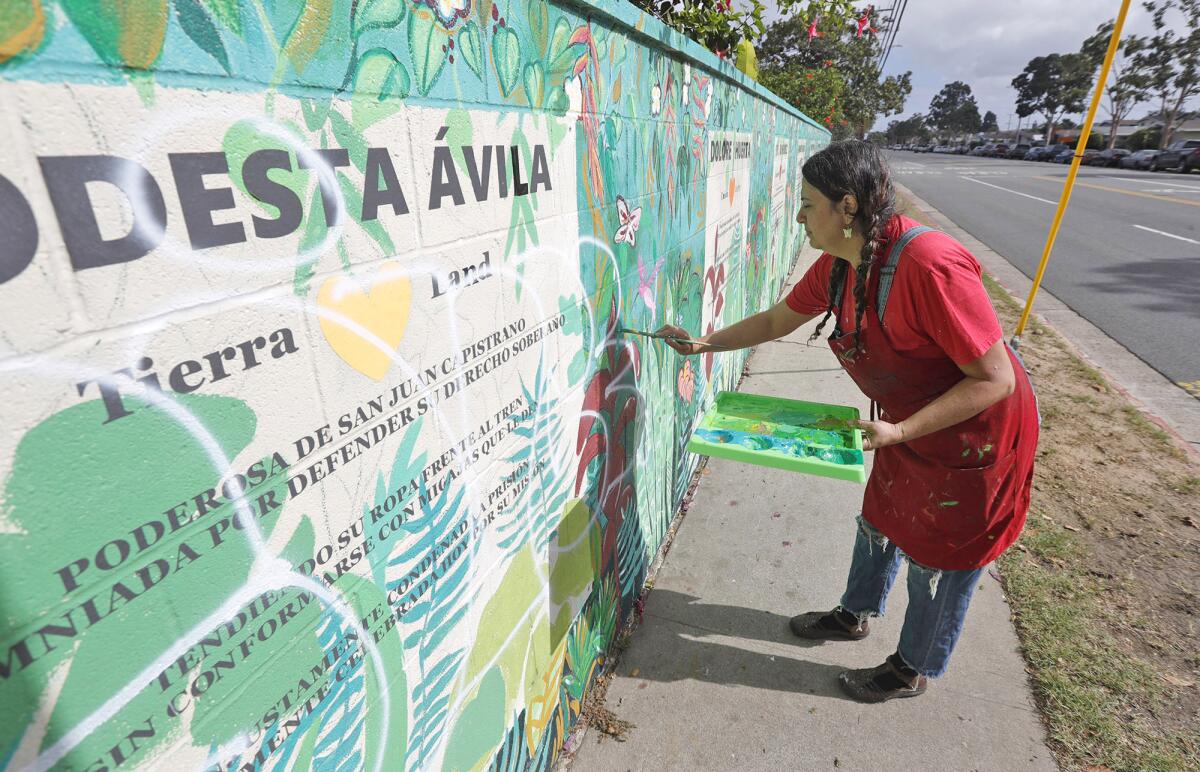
{"left": 765, "top": 1, "right": 1197, "bottom": 132}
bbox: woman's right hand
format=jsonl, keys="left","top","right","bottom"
{"left": 655, "top": 324, "right": 706, "bottom": 355}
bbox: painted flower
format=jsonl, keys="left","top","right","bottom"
{"left": 678, "top": 359, "right": 696, "bottom": 401}
{"left": 651, "top": 82, "right": 661, "bottom": 115}
{"left": 614, "top": 195, "right": 641, "bottom": 246}
{"left": 637, "top": 253, "right": 663, "bottom": 313}
{"left": 421, "top": 0, "right": 470, "bottom": 29}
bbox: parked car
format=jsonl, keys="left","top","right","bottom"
{"left": 1039, "top": 144, "right": 1071, "bottom": 162}
{"left": 1152, "top": 139, "right": 1200, "bottom": 171}
{"left": 991, "top": 143, "right": 1010, "bottom": 157}
{"left": 1052, "top": 147, "right": 1076, "bottom": 163}
{"left": 1093, "top": 148, "right": 1131, "bottom": 167}
{"left": 970, "top": 144, "right": 994, "bottom": 156}
{"left": 1120, "top": 149, "right": 1160, "bottom": 169}
{"left": 1079, "top": 149, "right": 1103, "bottom": 165}
{"left": 1184, "top": 146, "right": 1200, "bottom": 173}
{"left": 1007, "top": 143, "right": 1031, "bottom": 159}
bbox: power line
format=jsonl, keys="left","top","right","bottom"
{"left": 879, "top": 0, "right": 908, "bottom": 71}
{"left": 879, "top": 0, "right": 906, "bottom": 70}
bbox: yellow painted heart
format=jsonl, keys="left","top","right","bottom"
{"left": 316, "top": 262, "right": 412, "bottom": 380}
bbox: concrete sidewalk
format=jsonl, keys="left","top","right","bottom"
{"left": 566, "top": 245, "right": 1057, "bottom": 772}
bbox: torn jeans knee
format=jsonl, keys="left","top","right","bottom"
{"left": 905, "top": 557, "right": 943, "bottom": 601}
{"left": 855, "top": 514, "right": 891, "bottom": 557}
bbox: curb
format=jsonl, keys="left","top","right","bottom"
{"left": 894, "top": 180, "right": 1200, "bottom": 460}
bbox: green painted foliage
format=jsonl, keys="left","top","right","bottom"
{"left": 352, "top": 48, "right": 411, "bottom": 130}
{"left": 408, "top": 9, "right": 447, "bottom": 96}
{"left": 458, "top": 21, "right": 483, "bottom": 79}
{"left": 175, "top": 0, "right": 231, "bottom": 74}
{"left": 492, "top": 26, "right": 521, "bottom": 97}
{"left": 59, "top": 0, "right": 167, "bottom": 70}
{"left": 354, "top": 0, "right": 405, "bottom": 36}
{"left": 200, "top": 0, "right": 240, "bottom": 34}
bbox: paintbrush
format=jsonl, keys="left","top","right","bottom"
{"left": 616, "top": 327, "right": 730, "bottom": 350}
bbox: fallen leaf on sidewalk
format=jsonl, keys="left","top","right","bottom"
{"left": 630, "top": 667, "right": 640, "bottom": 678}
{"left": 782, "top": 541, "right": 792, "bottom": 547}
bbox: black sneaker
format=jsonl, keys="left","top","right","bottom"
{"left": 837, "top": 654, "right": 928, "bottom": 703}
{"left": 788, "top": 606, "right": 870, "bottom": 641}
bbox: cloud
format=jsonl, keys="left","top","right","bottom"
{"left": 876, "top": 0, "right": 1193, "bottom": 130}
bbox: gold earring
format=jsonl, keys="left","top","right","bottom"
{"left": 842, "top": 226, "right": 853, "bottom": 239}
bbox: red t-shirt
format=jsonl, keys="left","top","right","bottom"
{"left": 786, "top": 215, "right": 1001, "bottom": 366}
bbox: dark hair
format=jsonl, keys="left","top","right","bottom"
{"left": 802, "top": 140, "right": 897, "bottom": 353}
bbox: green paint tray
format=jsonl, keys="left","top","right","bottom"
{"left": 687, "top": 391, "right": 866, "bottom": 484}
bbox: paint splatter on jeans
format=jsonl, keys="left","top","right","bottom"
{"left": 838, "top": 515, "right": 984, "bottom": 678}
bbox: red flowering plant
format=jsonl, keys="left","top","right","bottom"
{"left": 630, "top": 0, "right": 791, "bottom": 57}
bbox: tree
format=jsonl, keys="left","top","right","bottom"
{"left": 981, "top": 110, "right": 999, "bottom": 132}
{"left": 1135, "top": 0, "right": 1200, "bottom": 148}
{"left": 758, "top": 1, "right": 912, "bottom": 138}
{"left": 1080, "top": 20, "right": 1150, "bottom": 149}
{"left": 928, "top": 81, "right": 983, "bottom": 141}
{"left": 884, "top": 113, "right": 927, "bottom": 145}
{"left": 1012, "top": 53, "right": 1093, "bottom": 146}
{"left": 630, "top": 0, "right": 773, "bottom": 58}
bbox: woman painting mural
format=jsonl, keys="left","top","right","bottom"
{"left": 657, "top": 140, "right": 1039, "bottom": 703}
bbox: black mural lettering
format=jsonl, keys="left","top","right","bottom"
{"left": 0, "top": 174, "right": 38, "bottom": 284}
{"left": 169, "top": 152, "right": 247, "bottom": 250}
{"left": 39, "top": 155, "right": 167, "bottom": 271}
{"left": 242, "top": 148, "right": 303, "bottom": 239}
{"left": 361, "top": 147, "right": 409, "bottom": 220}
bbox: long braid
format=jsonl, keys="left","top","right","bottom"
{"left": 808, "top": 259, "right": 848, "bottom": 343}
{"left": 801, "top": 140, "right": 897, "bottom": 352}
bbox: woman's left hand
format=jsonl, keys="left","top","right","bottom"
{"left": 852, "top": 419, "right": 905, "bottom": 451}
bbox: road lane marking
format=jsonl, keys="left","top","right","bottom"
{"left": 1132, "top": 224, "right": 1200, "bottom": 245}
{"left": 961, "top": 176, "right": 1056, "bottom": 204}
{"left": 1032, "top": 175, "right": 1200, "bottom": 208}
{"left": 1100, "top": 174, "right": 1200, "bottom": 192}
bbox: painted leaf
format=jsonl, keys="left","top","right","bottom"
{"left": 545, "top": 84, "right": 569, "bottom": 117}
{"left": 175, "top": 0, "right": 231, "bottom": 74}
{"left": 407, "top": 8, "right": 447, "bottom": 96}
{"left": 60, "top": 0, "right": 168, "bottom": 70}
{"left": 300, "top": 95, "right": 333, "bottom": 131}
{"left": 523, "top": 61, "right": 545, "bottom": 108}
{"left": 353, "top": 0, "right": 405, "bottom": 36}
{"left": 283, "top": 0, "right": 332, "bottom": 75}
{"left": 546, "top": 17, "right": 572, "bottom": 70}
{"left": 546, "top": 17, "right": 582, "bottom": 80}
{"left": 458, "top": 20, "right": 482, "bottom": 79}
{"left": 0, "top": 0, "right": 46, "bottom": 64}
{"left": 492, "top": 26, "right": 520, "bottom": 98}
{"left": 328, "top": 109, "right": 368, "bottom": 172}
{"left": 527, "top": 0, "right": 549, "bottom": 57}
{"left": 352, "top": 48, "right": 410, "bottom": 130}
{"left": 200, "top": 0, "right": 240, "bottom": 34}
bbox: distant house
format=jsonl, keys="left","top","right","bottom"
{"left": 1099, "top": 110, "right": 1200, "bottom": 145}
{"left": 1173, "top": 116, "right": 1200, "bottom": 142}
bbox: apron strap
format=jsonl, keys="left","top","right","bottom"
{"left": 877, "top": 225, "right": 935, "bottom": 325}
{"left": 831, "top": 225, "right": 937, "bottom": 334}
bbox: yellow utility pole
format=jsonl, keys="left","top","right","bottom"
{"left": 1011, "top": 0, "right": 1133, "bottom": 349}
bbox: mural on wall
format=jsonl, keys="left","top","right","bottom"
{"left": 0, "top": 1, "right": 827, "bottom": 770}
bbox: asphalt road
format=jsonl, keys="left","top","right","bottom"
{"left": 886, "top": 150, "right": 1200, "bottom": 395}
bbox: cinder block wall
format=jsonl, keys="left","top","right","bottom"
{"left": 0, "top": 1, "right": 827, "bottom": 769}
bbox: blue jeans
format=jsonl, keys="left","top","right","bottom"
{"left": 839, "top": 515, "right": 984, "bottom": 678}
